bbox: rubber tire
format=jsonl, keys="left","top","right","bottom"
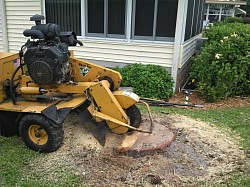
{"left": 19, "top": 114, "right": 64, "bottom": 153}
{"left": 126, "top": 105, "right": 141, "bottom": 132}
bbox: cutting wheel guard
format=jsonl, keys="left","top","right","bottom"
{"left": 91, "top": 105, "right": 153, "bottom": 134}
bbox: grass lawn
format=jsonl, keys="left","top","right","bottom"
{"left": 152, "top": 105, "right": 250, "bottom": 149}
{"left": 151, "top": 105, "right": 250, "bottom": 187}
{"left": 0, "top": 137, "right": 81, "bottom": 187}
{"left": 0, "top": 105, "right": 249, "bottom": 186}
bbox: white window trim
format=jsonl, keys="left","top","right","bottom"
{"left": 85, "top": 0, "right": 127, "bottom": 39}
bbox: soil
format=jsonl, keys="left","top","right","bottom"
{"left": 29, "top": 93, "right": 250, "bottom": 186}
{"left": 168, "top": 92, "right": 250, "bottom": 110}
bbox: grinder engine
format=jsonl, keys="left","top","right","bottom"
{"left": 23, "top": 14, "right": 82, "bottom": 85}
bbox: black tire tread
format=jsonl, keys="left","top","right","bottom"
{"left": 19, "top": 114, "right": 64, "bottom": 152}
{"left": 126, "top": 105, "right": 141, "bottom": 132}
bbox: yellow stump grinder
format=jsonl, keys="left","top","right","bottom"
{"left": 0, "top": 15, "right": 157, "bottom": 153}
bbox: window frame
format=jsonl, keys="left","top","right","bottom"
{"left": 131, "top": 0, "right": 175, "bottom": 42}
{"left": 85, "top": 0, "right": 127, "bottom": 39}
{"left": 184, "top": 0, "right": 204, "bottom": 41}
{"left": 43, "top": 0, "right": 178, "bottom": 42}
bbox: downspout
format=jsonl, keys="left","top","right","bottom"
{"left": 206, "top": 4, "right": 210, "bottom": 22}
{"left": 219, "top": 5, "right": 222, "bottom": 21}
{"left": 232, "top": 5, "right": 235, "bottom": 17}
{"left": 171, "top": 0, "right": 187, "bottom": 92}
{"left": 0, "top": 0, "right": 9, "bottom": 52}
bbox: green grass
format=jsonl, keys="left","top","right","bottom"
{"left": 150, "top": 105, "right": 250, "bottom": 187}
{"left": 0, "top": 136, "right": 81, "bottom": 187}
{"left": 1, "top": 105, "right": 249, "bottom": 186}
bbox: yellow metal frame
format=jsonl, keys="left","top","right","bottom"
{"left": 0, "top": 52, "right": 142, "bottom": 134}
{"left": 71, "top": 57, "right": 122, "bottom": 90}
{"left": 0, "top": 52, "right": 20, "bottom": 102}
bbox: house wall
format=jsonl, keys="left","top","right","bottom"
{"left": 2, "top": 0, "right": 175, "bottom": 69}
{"left": 179, "top": 0, "right": 205, "bottom": 68}
{"left": 179, "top": 35, "right": 199, "bottom": 68}
{"left": 4, "top": 0, "right": 41, "bottom": 52}
{"left": 0, "top": 7, "right": 3, "bottom": 51}
{"left": 70, "top": 40, "right": 174, "bottom": 68}
{"left": 2, "top": 0, "right": 204, "bottom": 92}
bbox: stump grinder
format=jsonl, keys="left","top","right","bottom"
{"left": 0, "top": 15, "right": 156, "bottom": 153}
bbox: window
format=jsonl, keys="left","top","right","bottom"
{"left": 205, "top": 4, "right": 233, "bottom": 22}
{"left": 108, "top": 0, "right": 126, "bottom": 35}
{"left": 86, "top": 0, "right": 126, "bottom": 38}
{"left": 45, "top": 0, "right": 179, "bottom": 42}
{"left": 45, "top": 0, "right": 81, "bottom": 36}
{"left": 132, "top": 0, "right": 178, "bottom": 41}
{"left": 184, "top": 0, "right": 205, "bottom": 41}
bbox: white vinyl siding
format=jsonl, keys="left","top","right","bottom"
{"left": 0, "top": 8, "right": 3, "bottom": 51}
{"left": 70, "top": 40, "right": 174, "bottom": 68}
{"left": 179, "top": 36, "right": 199, "bottom": 68}
{"left": 5, "top": 0, "right": 41, "bottom": 52}
{"left": 4, "top": 0, "right": 173, "bottom": 68}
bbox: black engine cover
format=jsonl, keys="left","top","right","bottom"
{"left": 24, "top": 43, "right": 69, "bottom": 84}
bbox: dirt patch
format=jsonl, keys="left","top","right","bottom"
{"left": 29, "top": 112, "right": 249, "bottom": 186}
{"left": 168, "top": 92, "right": 250, "bottom": 110}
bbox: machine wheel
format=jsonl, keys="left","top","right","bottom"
{"left": 19, "top": 114, "right": 64, "bottom": 152}
{"left": 126, "top": 105, "right": 141, "bottom": 132}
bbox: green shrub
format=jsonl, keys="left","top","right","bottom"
{"left": 114, "top": 64, "right": 173, "bottom": 99}
{"left": 190, "top": 23, "right": 250, "bottom": 102}
{"left": 203, "top": 22, "right": 249, "bottom": 42}
{"left": 222, "top": 17, "right": 244, "bottom": 23}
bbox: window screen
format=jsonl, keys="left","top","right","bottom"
{"left": 133, "top": 0, "right": 178, "bottom": 41}
{"left": 185, "top": 0, "right": 195, "bottom": 41}
{"left": 87, "top": 0, "right": 104, "bottom": 34}
{"left": 156, "top": 0, "right": 178, "bottom": 37}
{"left": 108, "top": 0, "right": 126, "bottom": 35}
{"left": 191, "top": 0, "right": 200, "bottom": 37}
{"left": 45, "top": 0, "right": 81, "bottom": 36}
{"left": 134, "top": 0, "right": 155, "bottom": 36}
{"left": 87, "top": 0, "right": 126, "bottom": 37}
{"left": 185, "top": 0, "right": 205, "bottom": 41}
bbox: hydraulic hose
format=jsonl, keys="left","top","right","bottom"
{"left": 10, "top": 63, "right": 25, "bottom": 105}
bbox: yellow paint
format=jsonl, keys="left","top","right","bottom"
{"left": 89, "top": 80, "right": 129, "bottom": 134}
{"left": 56, "top": 96, "right": 87, "bottom": 109}
{"left": 0, "top": 95, "right": 86, "bottom": 113}
{"left": 20, "top": 87, "right": 40, "bottom": 94}
{"left": 71, "top": 57, "right": 122, "bottom": 90}
{"left": 0, "top": 52, "right": 140, "bottom": 135}
{"left": 28, "top": 125, "right": 48, "bottom": 145}
{"left": 0, "top": 52, "right": 20, "bottom": 102}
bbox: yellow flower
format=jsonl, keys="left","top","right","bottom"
{"left": 223, "top": 36, "right": 229, "bottom": 40}
{"left": 231, "top": 32, "right": 238, "bottom": 37}
{"left": 220, "top": 40, "right": 224, "bottom": 43}
{"left": 215, "top": 53, "right": 221, "bottom": 59}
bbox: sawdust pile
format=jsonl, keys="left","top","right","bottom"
{"left": 29, "top": 112, "right": 249, "bottom": 186}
